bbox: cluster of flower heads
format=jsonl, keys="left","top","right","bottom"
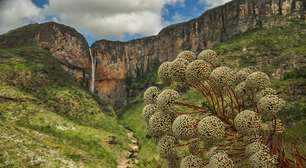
{"left": 143, "top": 49, "right": 286, "bottom": 168}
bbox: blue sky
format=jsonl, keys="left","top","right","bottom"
{"left": 30, "top": 0, "right": 207, "bottom": 45}
{"left": 32, "top": 0, "right": 49, "bottom": 7}
{"left": 0, "top": 0, "right": 230, "bottom": 45}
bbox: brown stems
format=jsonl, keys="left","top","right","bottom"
{"left": 175, "top": 101, "right": 207, "bottom": 113}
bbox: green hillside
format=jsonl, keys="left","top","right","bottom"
{"left": 0, "top": 46, "right": 129, "bottom": 167}
{"left": 1, "top": 19, "right": 306, "bottom": 168}
{"left": 119, "top": 19, "right": 306, "bottom": 168}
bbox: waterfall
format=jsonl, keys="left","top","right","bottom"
{"left": 89, "top": 47, "right": 96, "bottom": 93}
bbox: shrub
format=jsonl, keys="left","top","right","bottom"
{"left": 142, "top": 49, "right": 293, "bottom": 167}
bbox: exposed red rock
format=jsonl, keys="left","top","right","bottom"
{"left": 92, "top": 0, "right": 306, "bottom": 108}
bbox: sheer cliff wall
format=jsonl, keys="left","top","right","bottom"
{"left": 91, "top": 0, "right": 306, "bottom": 108}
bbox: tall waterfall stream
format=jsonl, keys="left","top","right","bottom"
{"left": 89, "top": 48, "right": 96, "bottom": 93}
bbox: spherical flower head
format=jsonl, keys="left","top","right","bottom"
{"left": 197, "top": 49, "right": 219, "bottom": 67}
{"left": 144, "top": 86, "right": 160, "bottom": 104}
{"left": 245, "top": 141, "right": 269, "bottom": 157}
{"left": 148, "top": 112, "right": 174, "bottom": 137}
{"left": 255, "top": 88, "right": 277, "bottom": 101}
{"left": 234, "top": 110, "right": 261, "bottom": 136}
{"left": 143, "top": 104, "right": 158, "bottom": 123}
{"left": 177, "top": 50, "right": 195, "bottom": 62}
{"left": 158, "top": 61, "right": 173, "bottom": 84}
{"left": 158, "top": 135, "right": 177, "bottom": 158}
{"left": 186, "top": 60, "right": 212, "bottom": 84}
{"left": 257, "top": 95, "right": 285, "bottom": 115}
{"left": 197, "top": 116, "right": 225, "bottom": 141}
{"left": 235, "top": 81, "right": 247, "bottom": 97}
{"left": 210, "top": 66, "right": 235, "bottom": 88}
{"left": 249, "top": 150, "right": 278, "bottom": 168}
{"left": 157, "top": 89, "right": 180, "bottom": 111}
{"left": 209, "top": 152, "right": 234, "bottom": 168}
{"left": 170, "top": 58, "right": 189, "bottom": 82}
{"left": 180, "top": 155, "right": 205, "bottom": 168}
{"left": 235, "top": 67, "right": 254, "bottom": 83}
{"left": 245, "top": 71, "right": 271, "bottom": 91}
{"left": 172, "top": 115, "right": 198, "bottom": 140}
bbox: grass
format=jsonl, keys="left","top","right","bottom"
{"left": 0, "top": 46, "right": 129, "bottom": 167}
{"left": 119, "top": 98, "right": 164, "bottom": 168}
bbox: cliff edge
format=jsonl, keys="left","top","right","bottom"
{"left": 92, "top": 0, "right": 306, "bottom": 108}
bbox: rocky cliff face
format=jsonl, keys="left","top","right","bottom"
{"left": 0, "top": 22, "right": 91, "bottom": 83}
{"left": 92, "top": 0, "right": 306, "bottom": 108}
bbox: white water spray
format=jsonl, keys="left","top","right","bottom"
{"left": 89, "top": 48, "right": 96, "bottom": 93}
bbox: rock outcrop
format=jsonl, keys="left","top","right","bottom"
{"left": 92, "top": 0, "right": 306, "bottom": 108}
{"left": 0, "top": 22, "right": 91, "bottom": 83}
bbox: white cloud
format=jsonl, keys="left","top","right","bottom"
{"left": 0, "top": 0, "right": 43, "bottom": 34}
{"left": 199, "top": 0, "right": 231, "bottom": 8}
{"left": 0, "top": 0, "right": 184, "bottom": 37}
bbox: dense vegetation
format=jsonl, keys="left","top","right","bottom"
{"left": 0, "top": 46, "right": 129, "bottom": 167}
{"left": 119, "top": 19, "right": 306, "bottom": 168}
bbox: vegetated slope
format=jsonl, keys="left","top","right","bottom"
{"left": 0, "top": 45, "right": 129, "bottom": 167}
{"left": 119, "top": 19, "right": 306, "bottom": 168}
{"left": 215, "top": 19, "right": 306, "bottom": 138}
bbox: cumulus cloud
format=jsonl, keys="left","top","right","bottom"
{"left": 199, "top": 0, "right": 231, "bottom": 8}
{"left": 0, "top": 0, "right": 43, "bottom": 34}
{"left": 0, "top": 0, "right": 184, "bottom": 37}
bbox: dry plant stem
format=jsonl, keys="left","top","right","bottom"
{"left": 227, "top": 86, "right": 240, "bottom": 115}
{"left": 232, "top": 154, "right": 248, "bottom": 163}
{"left": 175, "top": 101, "right": 207, "bottom": 113}
{"left": 266, "top": 115, "right": 277, "bottom": 146}
{"left": 220, "top": 92, "right": 226, "bottom": 117}
{"left": 226, "top": 134, "right": 238, "bottom": 141}
{"left": 178, "top": 111, "right": 205, "bottom": 115}
{"left": 194, "top": 84, "right": 213, "bottom": 108}
{"left": 207, "top": 80, "right": 223, "bottom": 115}
{"left": 251, "top": 90, "right": 259, "bottom": 112}
{"left": 213, "top": 93, "right": 222, "bottom": 116}
{"left": 199, "top": 82, "right": 217, "bottom": 113}
{"left": 198, "top": 86, "right": 214, "bottom": 111}
{"left": 166, "top": 154, "right": 180, "bottom": 168}
{"left": 228, "top": 86, "right": 241, "bottom": 113}
{"left": 226, "top": 87, "right": 235, "bottom": 118}
{"left": 175, "top": 139, "right": 200, "bottom": 148}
